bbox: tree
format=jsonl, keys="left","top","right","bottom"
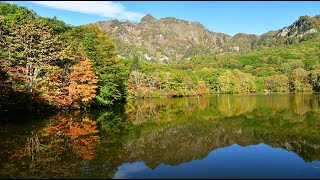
{"left": 64, "top": 59, "right": 98, "bottom": 109}
{"left": 130, "top": 55, "right": 141, "bottom": 72}
{"left": 3, "top": 18, "right": 75, "bottom": 93}
{"left": 264, "top": 74, "right": 289, "bottom": 92}
{"left": 217, "top": 70, "right": 256, "bottom": 93}
{"left": 0, "top": 9, "right": 99, "bottom": 110}
{"left": 290, "top": 68, "right": 313, "bottom": 92}
{"left": 62, "top": 24, "right": 127, "bottom": 106}
{"left": 309, "top": 70, "right": 320, "bottom": 91}
{"left": 127, "top": 70, "right": 146, "bottom": 98}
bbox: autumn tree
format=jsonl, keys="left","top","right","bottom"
{"left": 61, "top": 24, "right": 127, "bottom": 106}
{"left": 290, "top": 68, "right": 313, "bottom": 92}
{"left": 264, "top": 74, "right": 289, "bottom": 92}
{"left": 0, "top": 7, "right": 98, "bottom": 110}
{"left": 64, "top": 59, "right": 98, "bottom": 109}
{"left": 2, "top": 18, "right": 75, "bottom": 93}
{"left": 127, "top": 70, "right": 146, "bottom": 98}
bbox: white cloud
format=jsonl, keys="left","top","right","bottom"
{"left": 28, "top": 1, "right": 144, "bottom": 20}
{"left": 113, "top": 162, "right": 149, "bottom": 179}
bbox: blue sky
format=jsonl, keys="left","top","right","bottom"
{"left": 5, "top": 1, "right": 320, "bottom": 36}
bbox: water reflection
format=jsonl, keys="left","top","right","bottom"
{"left": 114, "top": 144, "right": 320, "bottom": 179}
{"left": 1, "top": 94, "right": 320, "bottom": 178}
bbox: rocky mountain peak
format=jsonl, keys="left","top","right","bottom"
{"left": 141, "top": 14, "right": 157, "bottom": 23}
{"left": 94, "top": 14, "right": 320, "bottom": 62}
{"left": 276, "top": 15, "right": 319, "bottom": 37}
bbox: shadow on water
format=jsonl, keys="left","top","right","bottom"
{"left": 1, "top": 94, "right": 320, "bottom": 178}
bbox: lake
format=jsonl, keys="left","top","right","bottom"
{"left": 1, "top": 94, "right": 320, "bottom": 178}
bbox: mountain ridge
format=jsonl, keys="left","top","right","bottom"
{"left": 93, "top": 14, "right": 320, "bottom": 62}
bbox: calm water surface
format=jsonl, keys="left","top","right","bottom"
{"left": 1, "top": 94, "right": 320, "bottom": 178}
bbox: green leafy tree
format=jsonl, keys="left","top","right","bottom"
{"left": 62, "top": 24, "right": 127, "bottom": 106}
{"left": 290, "top": 68, "right": 313, "bottom": 92}
{"left": 264, "top": 74, "right": 289, "bottom": 92}
{"left": 309, "top": 70, "right": 320, "bottom": 91}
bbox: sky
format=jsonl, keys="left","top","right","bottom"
{"left": 5, "top": 1, "right": 320, "bottom": 36}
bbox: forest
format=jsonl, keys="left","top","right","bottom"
{"left": 1, "top": 2, "right": 320, "bottom": 114}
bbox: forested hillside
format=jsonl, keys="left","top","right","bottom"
{"left": 1, "top": 2, "right": 320, "bottom": 114}
{"left": 0, "top": 3, "right": 127, "bottom": 113}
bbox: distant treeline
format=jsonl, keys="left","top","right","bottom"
{"left": 127, "top": 37, "right": 320, "bottom": 98}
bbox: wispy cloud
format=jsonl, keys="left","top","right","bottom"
{"left": 28, "top": 1, "right": 144, "bottom": 20}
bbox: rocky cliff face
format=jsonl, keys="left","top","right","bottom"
{"left": 253, "top": 15, "right": 320, "bottom": 48}
{"left": 277, "top": 15, "right": 319, "bottom": 38}
{"left": 94, "top": 14, "right": 320, "bottom": 62}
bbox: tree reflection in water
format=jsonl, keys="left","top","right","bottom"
{"left": 1, "top": 94, "right": 320, "bottom": 178}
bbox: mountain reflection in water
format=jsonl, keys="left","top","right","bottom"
{"left": 1, "top": 94, "right": 320, "bottom": 178}
{"left": 114, "top": 144, "right": 320, "bottom": 179}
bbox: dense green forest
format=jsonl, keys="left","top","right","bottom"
{"left": 1, "top": 3, "right": 320, "bottom": 114}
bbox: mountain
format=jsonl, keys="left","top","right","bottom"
{"left": 95, "top": 14, "right": 257, "bottom": 62}
{"left": 93, "top": 14, "right": 320, "bottom": 62}
{"left": 253, "top": 15, "right": 320, "bottom": 48}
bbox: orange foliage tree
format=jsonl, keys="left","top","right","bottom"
{"left": 64, "top": 59, "right": 98, "bottom": 109}
{"left": 1, "top": 16, "right": 98, "bottom": 109}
